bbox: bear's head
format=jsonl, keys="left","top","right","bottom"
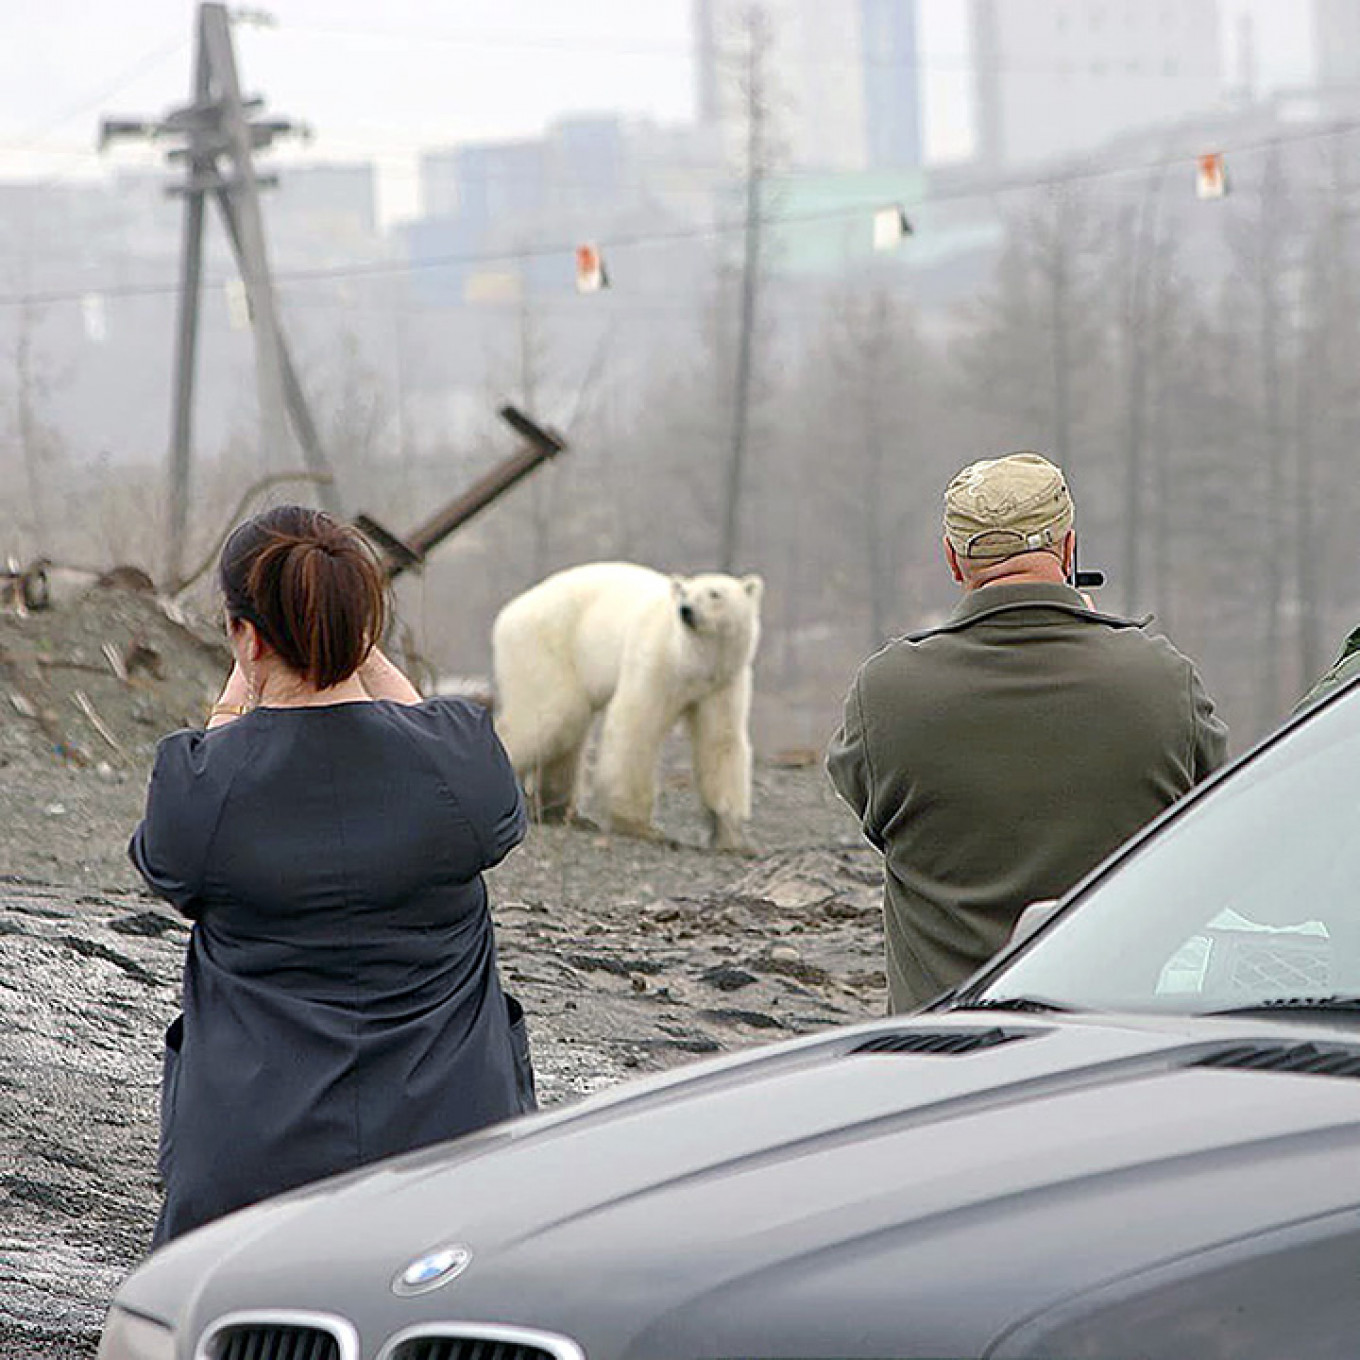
{"left": 670, "top": 572, "right": 763, "bottom": 659}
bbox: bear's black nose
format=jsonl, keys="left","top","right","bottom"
{"left": 679, "top": 603, "right": 697, "bottom": 628}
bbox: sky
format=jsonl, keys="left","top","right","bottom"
{"left": 0, "top": 1, "right": 1318, "bottom": 227}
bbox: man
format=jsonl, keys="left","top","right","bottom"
{"left": 827, "top": 451, "right": 1228, "bottom": 1012}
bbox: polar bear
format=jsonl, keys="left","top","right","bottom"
{"left": 492, "top": 562, "right": 763, "bottom": 850}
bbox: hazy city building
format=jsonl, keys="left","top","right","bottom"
{"left": 421, "top": 138, "right": 551, "bottom": 235}
{"left": 412, "top": 113, "right": 722, "bottom": 306}
{"left": 970, "top": 0, "right": 1224, "bottom": 167}
{"left": 693, "top": 0, "right": 923, "bottom": 172}
{"left": 269, "top": 163, "right": 381, "bottom": 265}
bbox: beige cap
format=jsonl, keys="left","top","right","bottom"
{"left": 943, "top": 451, "right": 1074, "bottom": 560}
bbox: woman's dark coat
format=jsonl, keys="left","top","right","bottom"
{"left": 130, "top": 697, "right": 529, "bottom": 1245}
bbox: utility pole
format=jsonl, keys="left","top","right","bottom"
{"left": 720, "top": 4, "right": 773, "bottom": 574}
{"left": 100, "top": 3, "right": 337, "bottom": 589}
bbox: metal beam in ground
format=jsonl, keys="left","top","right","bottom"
{"left": 355, "top": 406, "right": 568, "bottom": 581}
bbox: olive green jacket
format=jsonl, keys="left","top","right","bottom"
{"left": 827, "top": 582, "right": 1229, "bottom": 1013}
{"left": 1294, "top": 626, "right": 1360, "bottom": 715}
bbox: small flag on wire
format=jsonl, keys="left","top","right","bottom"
{"left": 81, "top": 293, "right": 107, "bottom": 344}
{"left": 1196, "top": 152, "right": 1228, "bottom": 200}
{"left": 574, "top": 243, "right": 609, "bottom": 293}
{"left": 873, "top": 205, "right": 913, "bottom": 251}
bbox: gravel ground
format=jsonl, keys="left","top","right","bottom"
{"left": 0, "top": 589, "right": 885, "bottom": 1358}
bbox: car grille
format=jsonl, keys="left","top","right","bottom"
{"left": 1193, "top": 1041, "right": 1360, "bottom": 1078}
{"left": 387, "top": 1340, "right": 556, "bottom": 1360}
{"left": 198, "top": 1314, "right": 358, "bottom": 1360}
{"left": 850, "top": 1027, "right": 1034, "bottom": 1056}
{"left": 382, "top": 1328, "right": 582, "bottom": 1360}
{"left": 209, "top": 1324, "right": 340, "bottom": 1360}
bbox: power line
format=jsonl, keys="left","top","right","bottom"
{"left": 0, "top": 36, "right": 191, "bottom": 206}
{"left": 6, "top": 37, "right": 189, "bottom": 153}
{"left": 3, "top": 113, "right": 1360, "bottom": 313}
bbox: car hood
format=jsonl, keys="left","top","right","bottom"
{"left": 119, "top": 1012, "right": 1360, "bottom": 1359}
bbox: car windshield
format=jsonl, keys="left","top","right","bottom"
{"left": 962, "top": 686, "right": 1360, "bottom": 1016}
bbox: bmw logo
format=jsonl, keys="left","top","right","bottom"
{"left": 392, "top": 1244, "right": 473, "bottom": 1296}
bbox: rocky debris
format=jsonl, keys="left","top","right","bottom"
{"left": 0, "top": 588, "right": 230, "bottom": 892}
{"left": 0, "top": 884, "right": 183, "bottom": 1357}
{"left": 492, "top": 844, "right": 885, "bottom": 1086}
{"left": 0, "top": 586, "right": 227, "bottom": 778}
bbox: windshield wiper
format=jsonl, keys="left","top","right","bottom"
{"left": 947, "top": 995, "right": 1077, "bottom": 1014}
{"left": 1205, "top": 996, "right": 1360, "bottom": 1018}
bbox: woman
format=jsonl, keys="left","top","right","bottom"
{"left": 130, "top": 505, "right": 532, "bottom": 1246}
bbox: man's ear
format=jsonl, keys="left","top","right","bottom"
{"left": 1061, "top": 530, "right": 1075, "bottom": 578}
{"left": 944, "top": 538, "right": 965, "bottom": 584}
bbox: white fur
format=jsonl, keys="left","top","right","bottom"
{"left": 492, "top": 561, "right": 763, "bottom": 849}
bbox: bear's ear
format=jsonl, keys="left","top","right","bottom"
{"left": 741, "top": 574, "right": 764, "bottom": 604}
{"left": 670, "top": 574, "right": 686, "bottom": 598}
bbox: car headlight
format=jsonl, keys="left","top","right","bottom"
{"left": 96, "top": 1306, "right": 176, "bottom": 1360}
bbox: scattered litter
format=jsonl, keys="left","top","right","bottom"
{"left": 101, "top": 642, "right": 129, "bottom": 682}
{"left": 73, "top": 689, "right": 126, "bottom": 757}
{"left": 769, "top": 747, "right": 820, "bottom": 769}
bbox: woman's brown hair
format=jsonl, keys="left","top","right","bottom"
{"left": 218, "top": 505, "right": 387, "bottom": 689}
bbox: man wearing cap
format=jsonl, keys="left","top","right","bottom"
{"left": 827, "top": 451, "right": 1228, "bottom": 1013}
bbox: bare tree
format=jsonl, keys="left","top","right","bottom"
{"left": 719, "top": 3, "right": 779, "bottom": 573}
{"left": 1293, "top": 132, "right": 1360, "bottom": 688}
{"left": 828, "top": 282, "right": 934, "bottom": 648}
{"left": 1116, "top": 162, "right": 1172, "bottom": 614}
{"left": 1221, "top": 146, "right": 1297, "bottom": 725}
{"left": 1, "top": 300, "right": 65, "bottom": 558}
{"left": 955, "top": 183, "right": 1112, "bottom": 493}
{"left": 1141, "top": 220, "right": 1195, "bottom": 635}
{"left": 517, "top": 296, "right": 558, "bottom": 583}
{"left": 316, "top": 330, "right": 392, "bottom": 502}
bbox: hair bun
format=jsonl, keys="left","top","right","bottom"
{"left": 218, "top": 504, "right": 387, "bottom": 689}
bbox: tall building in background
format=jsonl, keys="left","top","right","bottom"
{"left": 971, "top": 0, "right": 1223, "bottom": 168}
{"left": 862, "top": 0, "right": 923, "bottom": 169}
{"left": 1314, "top": 0, "right": 1360, "bottom": 93}
{"left": 693, "top": 0, "right": 922, "bottom": 172}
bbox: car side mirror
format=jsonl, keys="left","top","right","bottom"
{"left": 1010, "top": 898, "right": 1062, "bottom": 947}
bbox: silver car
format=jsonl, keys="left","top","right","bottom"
{"left": 99, "top": 677, "right": 1360, "bottom": 1360}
